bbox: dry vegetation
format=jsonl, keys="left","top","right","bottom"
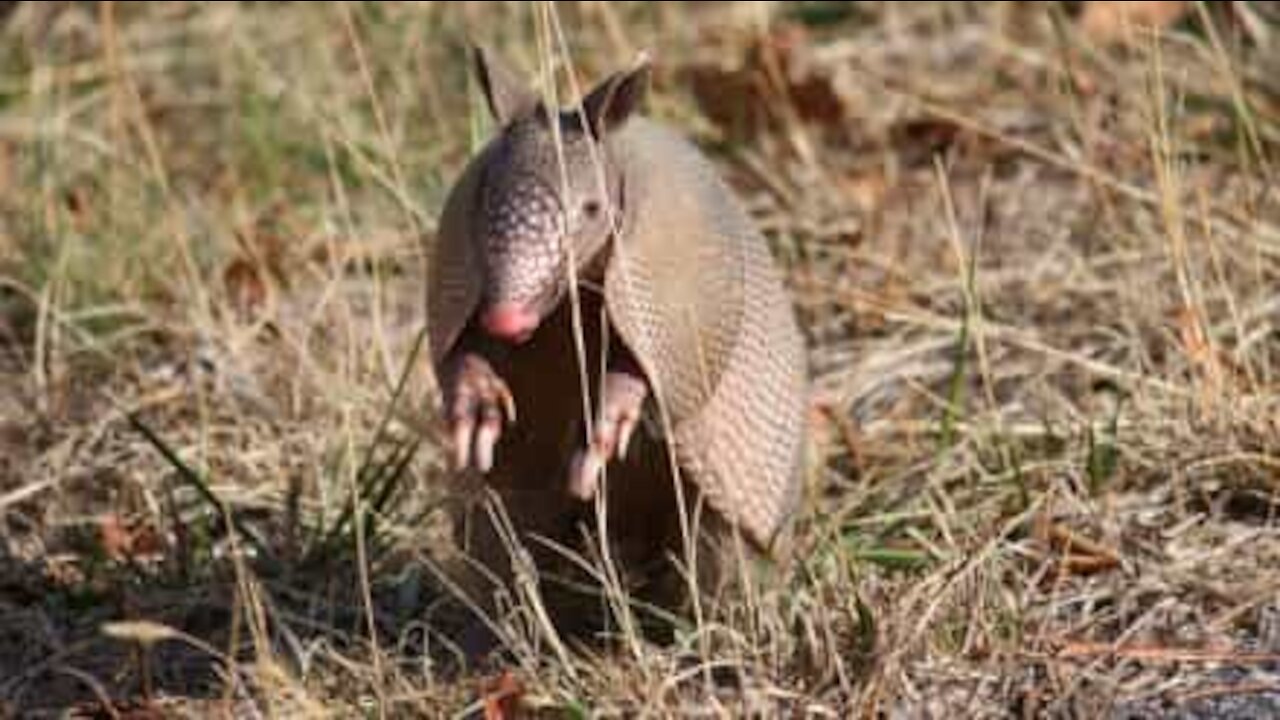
{"left": 1, "top": 1, "right": 1278, "bottom": 717}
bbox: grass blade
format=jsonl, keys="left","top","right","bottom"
{"left": 126, "top": 412, "right": 273, "bottom": 563}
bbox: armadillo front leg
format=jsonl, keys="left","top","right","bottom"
{"left": 439, "top": 337, "right": 516, "bottom": 474}
{"left": 568, "top": 350, "right": 649, "bottom": 500}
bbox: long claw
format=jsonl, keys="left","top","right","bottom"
{"left": 474, "top": 419, "right": 500, "bottom": 474}
{"left": 453, "top": 418, "right": 474, "bottom": 470}
{"left": 616, "top": 415, "right": 637, "bottom": 460}
{"left": 593, "top": 413, "right": 618, "bottom": 455}
{"left": 568, "top": 449, "right": 603, "bottom": 500}
{"left": 498, "top": 385, "right": 517, "bottom": 425}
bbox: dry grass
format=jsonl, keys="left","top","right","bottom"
{"left": 0, "top": 1, "right": 1278, "bottom": 717}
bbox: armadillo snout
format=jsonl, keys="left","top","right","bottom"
{"left": 480, "top": 303, "right": 540, "bottom": 344}
{"left": 479, "top": 173, "right": 565, "bottom": 341}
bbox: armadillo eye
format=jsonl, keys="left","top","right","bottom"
{"left": 582, "top": 199, "right": 601, "bottom": 219}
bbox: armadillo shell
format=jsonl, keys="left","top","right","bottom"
{"left": 604, "top": 119, "right": 807, "bottom": 552}
{"left": 425, "top": 140, "right": 490, "bottom": 371}
{"left": 425, "top": 118, "right": 807, "bottom": 553}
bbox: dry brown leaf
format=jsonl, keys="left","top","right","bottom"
{"left": 684, "top": 21, "right": 846, "bottom": 142}
{"left": 1175, "top": 305, "right": 1217, "bottom": 374}
{"left": 762, "top": 23, "right": 845, "bottom": 127}
{"left": 97, "top": 513, "right": 133, "bottom": 561}
{"left": 1030, "top": 516, "right": 1121, "bottom": 579}
{"left": 220, "top": 201, "right": 310, "bottom": 322}
{"left": 813, "top": 401, "right": 863, "bottom": 471}
{"left": 233, "top": 200, "right": 299, "bottom": 287}
{"left": 888, "top": 118, "right": 966, "bottom": 167}
{"left": 97, "top": 514, "right": 167, "bottom": 563}
{"left": 222, "top": 257, "right": 267, "bottom": 320}
{"left": 1183, "top": 112, "right": 1228, "bottom": 142}
{"left": 1080, "top": 1, "right": 1190, "bottom": 45}
{"left": 479, "top": 669, "right": 525, "bottom": 720}
{"left": 1045, "top": 522, "right": 1120, "bottom": 566}
{"left": 1174, "top": 304, "right": 1246, "bottom": 400}
{"left": 841, "top": 169, "right": 889, "bottom": 215}
{"left": 1056, "top": 553, "right": 1120, "bottom": 576}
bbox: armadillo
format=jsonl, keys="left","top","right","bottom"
{"left": 424, "top": 46, "right": 809, "bottom": 642}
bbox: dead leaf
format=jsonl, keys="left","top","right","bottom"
{"left": 97, "top": 514, "right": 166, "bottom": 563}
{"left": 813, "top": 401, "right": 863, "bottom": 471}
{"left": 841, "top": 169, "right": 889, "bottom": 215}
{"left": 222, "top": 257, "right": 267, "bottom": 320}
{"left": 761, "top": 22, "right": 845, "bottom": 127}
{"left": 1174, "top": 304, "right": 1245, "bottom": 401}
{"left": 479, "top": 669, "right": 525, "bottom": 720}
{"left": 684, "top": 21, "right": 846, "bottom": 142}
{"left": 220, "top": 200, "right": 309, "bottom": 322}
{"left": 1030, "top": 516, "right": 1121, "bottom": 579}
{"left": 888, "top": 118, "right": 965, "bottom": 167}
{"left": 98, "top": 514, "right": 134, "bottom": 562}
{"left": 1184, "top": 112, "right": 1228, "bottom": 142}
{"left": 1058, "top": 553, "right": 1121, "bottom": 576}
{"left": 54, "top": 182, "right": 96, "bottom": 233}
{"left": 1080, "top": 1, "right": 1190, "bottom": 45}
{"left": 684, "top": 58, "right": 770, "bottom": 140}
{"left": 1045, "top": 522, "right": 1120, "bottom": 565}
{"left": 1176, "top": 305, "right": 1214, "bottom": 366}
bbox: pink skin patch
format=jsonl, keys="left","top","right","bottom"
{"left": 480, "top": 303, "right": 540, "bottom": 343}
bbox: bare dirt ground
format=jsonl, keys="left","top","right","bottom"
{"left": 1, "top": 2, "right": 1278, "bottom": 717}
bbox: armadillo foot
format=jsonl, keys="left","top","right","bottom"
{"left": 443, "top": 352, "right": 516, "bottom": 473}
{"left": 568, "top": 370, "right": 649, "bottom": 499}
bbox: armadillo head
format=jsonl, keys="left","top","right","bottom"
{"left": 470, "top": 47, "right": 649, "bottom": 344}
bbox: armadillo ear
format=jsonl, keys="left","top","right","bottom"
{"left": 472, "top": 44, "right": 539, "bottom": 126}
{"left": 581, "top": 53, "right": 651, "bottom": 138}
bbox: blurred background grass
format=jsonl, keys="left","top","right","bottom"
{"left": 0, "top": 1, "right": 1278, "bottom": 716}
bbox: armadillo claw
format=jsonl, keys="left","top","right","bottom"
{"left": 568, "top": 447, "right": 604, "bottom": 500}
{"left": 443, "top": 353, "right": 516, "bottom": 474}
{"left": 615, "top": 413, "right": 637, "bottom": 460}
{"left": 497, "top": 383, "right": 517, "bottom": 426}
{"left": 452, "top": 416, "right": 475, "bottom": 471}
{"left": 594, "top": 370, "right": 647, "bottom": 462}
{"left": 565, "top": 370, "right": 648, "bottom": 498}
{"left": 473, "top": 415, "right": 501, "bottom": 473}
